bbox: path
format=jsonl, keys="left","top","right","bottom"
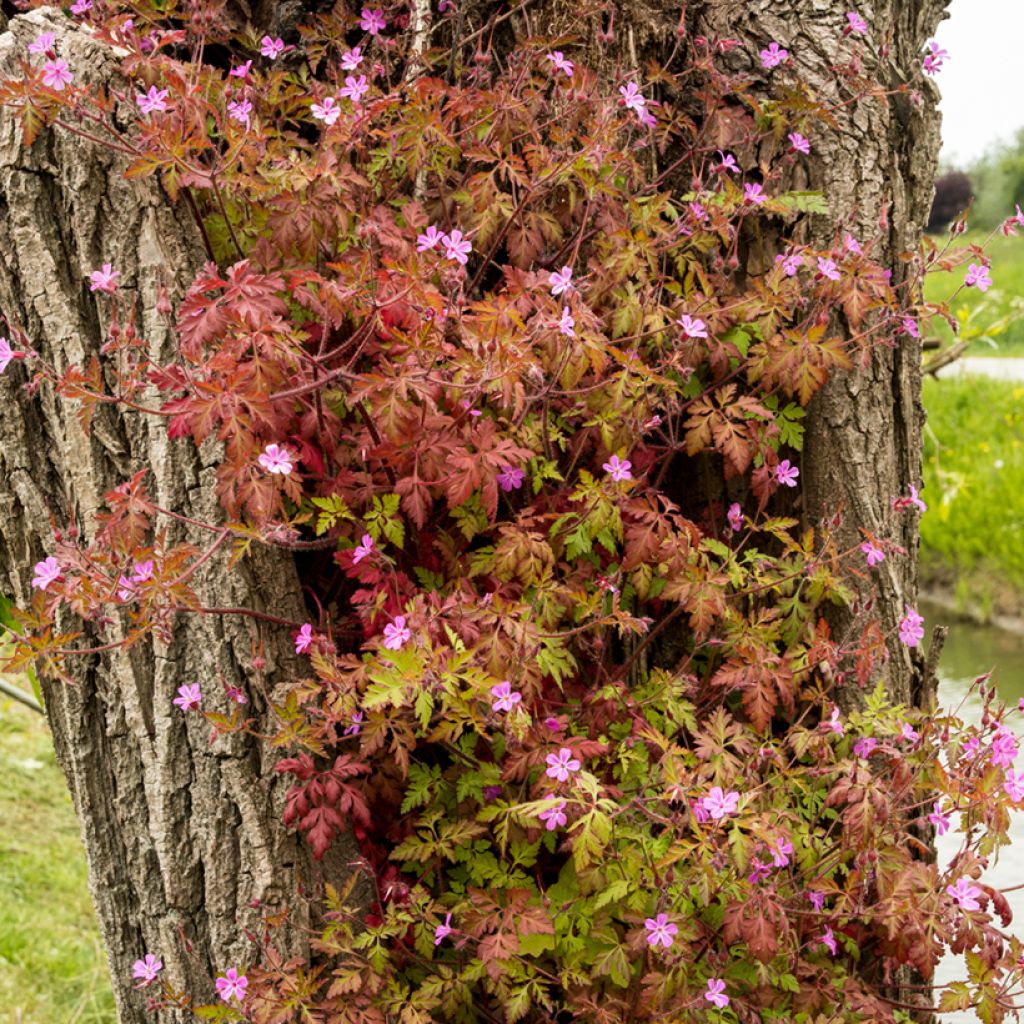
{"left": 935, "top": 356, "right": 1024, "bottom": 381}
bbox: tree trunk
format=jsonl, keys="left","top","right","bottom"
{"left": 0, "top": 9, "right": 359, "bottom": 1022}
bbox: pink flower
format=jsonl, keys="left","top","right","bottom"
{"left": 295, "top": 623, "right": 313, "bottom": 654}
{"left": 132, "top": 953, "right": 163, "bottom": 985}
{"left": 748, "top": 857, "right": 771, "bottom": 884}
{"left": 1003, "top": 204, "right": 1024, "bottom": 236}
{"left": 843, "top": 234, "right": 862, "bottom": 255}
{"left": 42, "top": 59, "right": 73, "bottom": 91}
{"left": 545, "top": 716, "right": 562, "bottom": 732}
{"left": 539, "top": 799, "right": 567, "bottom": 831}
{"left": 760, "top": 42, "right": 789, "bottom": 69}
{"left": 352, "top": 533, "right": 375, "bottom": 564}
{"left": 31, "top": 556, "right": 61, "bottom": 591}
{"left": 822, "top": 706, "right": 844, "bottom": 736}
{"left": 497, "top": 466, "right": 524, "bottom": 492}
{"left": 807, "top": 890, "right": 826, "bottom": 911}
{"left": 417, "top": 225, "right": 444, "bottom": 251}
{"left": 260, "top": 35, "right": 285, "bottom": 59}
{"left": 490, "top": 680, "right": 522, "bottom": 712}
{"left": 173, "top": 683, "right": 202, "bottom": 712}
{"left": 344, "top": 710, "right": 364, "bottom": 736}
{"left": 229, "top": 60, "right": 252, "bottom": 78}
{"left": 603, "top": 454, "right": 632, "bottom": 482}
{"left": 776, "top": 459, "right": 799, "bottom": 487}
{"left": 846, "top": 11, "right": 868, "bottom": 35}
{"left": 383, "top": 615, "right": 411, "bottom": 650}
{"left": 311, "top": 96, "right": 341, "bottom": 125}
{"left": 788, "top": 131, "right": 811, "bottom": 154}
{"left": 861, "top": 541, "right": 884, "bottom": 566}
{"left": 70, "top": 0, "right": 92, "bottom": 15}
{"left": 715, "top": 150, "right": 739, "bottom": 174}
{"left": 727, "top": 502, "right": 743, "bottom": 533}
{"left": 923, "top": 41, "right": 948, "bottom": 76}
{"left": 946, "top": 877, "right": 982, "bottom": 911}
{"left": 705, "top": 978, "right": 729, "bottom": 1008}
{"left": 821, "top": 927, "right": 837, "bottom": 955}
{"left": 902, "top": 315, "right": 919, "bottom": 337}
{"left": 618, "top": 81, "right": 647, "bottom": 114}
{"left": 898, "top": 721, "right": 920, "bottom": 743}
{"left": 854, "top": 737, "right": 877, "bottom": 758}
{"left": 546, "top": 51, "right": 574, "bottom": 76}
{"left": 341, "top": 47, "right": 363, "bottom": 70}
{"left": 548, "top": 266, "right": 574, "bottom": 296}
{"left": 227, "top": 98, "right": 252, "bottom": 128}
{"left": 28, "top": 32, "right": 55, "bottom": 55}
{"left": 442, "top": 229, "right": 472, "bottom": 265}
{"left": 702, "top": 786, "right": 739, "bottom": 821}
{"left": 557, "top": 307, "right": 575, "bottom": 337}
{"left": 433, "top": 912, "right": 453, "bottom": 945}
{"left": 545, "top": 747, "right": 581, "bottom": 782}
{"left": 893, "top": 485, "right": 927, "bottom": 513}
{"left": 359, "top": 7, "right": 387, "bottom": 34}
{"left": 225, "top": 684, "right": 248, "bottom": 705}
{"left": 644, "top": 913, "right": 677, "bottom": 949}
{"left": 1005, "top": 769, "right": 1024, "bottom": 802}
{"left": 965, "top": 263, "right": 992, "bottom": 292}
{"left": 744, "top": 182, "right": 768, "bottom": 205}
{"left": 929, "top": 801, "right": 951, "bottom": 835}
{"left": 898, "top": 607, "right": 924, "bottom": 647}
{"left": 89, "top": 263, "right": 120, "bottom": 294}
{"left": 117, "top": 575, "right": 137, "bottom": 602}
{"left": 776, "top": 252, "right": 802, "bottom": 276}
{"left": 678, "top": 314, "right": 708, "bottom": 339}
{"left": 132, "top": 560, "right": 154, "bottom": 582}
{"left": 770, "top": 836, "right": 794, "bottom": 868}
{"left": 258, "top": 443, "right": 294, "bottom": 475}
{"left": 989, "top": 725, "right": 1019, "bottom": 767}
{"left": 817, "top": 257, "right": 840, "bottom": 281}
{"left": 689, "top": 200, "right": 708, "bottom": 221}
{"left": 215, "top": 968, "right": 248, "bottom": 1002}
{"left": 137, "top": 85, "right": 169, "bottom": 114}
{"left": 341, "top": 74, "right": 369, "bottom": 103}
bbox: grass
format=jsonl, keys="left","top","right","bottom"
{"left": 922, "top": 230, "right": 1024, "bottom": 357}
{"left": 0, "top": 696, "right": 115, "bottom": 1024}
{"left": 921, "top": 374, "right": 1024, "bottom": 618}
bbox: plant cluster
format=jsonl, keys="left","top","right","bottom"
{"left": 2, "top": 1, "right": 1024, "bottom": 1022}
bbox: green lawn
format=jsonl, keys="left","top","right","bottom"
{"left": 0, "top": 697, "right": 115, "bottom": 1024}
{"left": 921, "top": 375, "right": 1024, "bottom": 619}
{"left": 922, "top": 230, "right": 1024, "bottom": 356}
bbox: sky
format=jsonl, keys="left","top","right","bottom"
{"left": 934, "top": 0, "right": 1024, "bottom": 166}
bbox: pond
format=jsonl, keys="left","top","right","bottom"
{"left": 926, "top": 601, "right": 1024, "bottom": 1022}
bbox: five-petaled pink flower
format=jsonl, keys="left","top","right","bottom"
{"left": 678, "top": 314, "right": 708, "bottom": 339}
{"left": 770, "top": 836, "right": 794, "bottom": 868}
{"left": 42, "top": 59, "right": 73, "bottom": 91}
{"left": 716, "top": 150, "right": 739, "bottom": 174}
{"left": 295, "top": 623, "right": 313, "bottom": 654}
{"left": 846, "top": 11, "right": 868, "bottom": 34}
{"left": 548, "top": 265, "right": 574, "bottom": 296}
{"left": 899, "top": 721, "right": 920, "bottom": 743}
{"left": 89, "top": 263, "right": 120, "bottom": 294}
{"left": 32, "top": 556, "right": 61, "bottom": 591}
{"left": 989, "top": 724, "right": 1019, "bottom": 767}
{"left": 965, "top": 263, "right": 992, "bottom": 292}
{"left": 352, "top": 533, "right": 374, "bottom": 564}
{"left": 760, "top": 41, "right": 789, "bottom": 69}
{"left": 344, "top": 710, "right": 364, "bottom": 736}
{"left": 776, "top": 459, "right": 799, "bottom": 487}
{"left": 539, "top": 799, "right": 567, "bottom": 831}
{"left": 946, "top": 877, "right": 982, "bottom": 911}
{"left": 215, "top": 968, "right": 248, "bottom": 1002}
{"left": 442, "top": 229, "right": 472, "bottom": 265}
{"left": 490, "top": 680, "right": 522, "bottom": 712}
{"left": 417, "top": 225, "right": 444, "bottom": 252}
{"left": 822, "top": 706, "right": 844, "bottom": 736}
{"left": 603, "top": 454, "right": 632, "bottom": 482}
{"left": 854, "top": 737, "right": 877, "bottom": 758}
{"left": 132, "top": 953, "right": 163, "bottom": 986}
{"left": 705, "top": 978, "right": 729, "bottom": 1008}
{"left": 844, "top": 234, "right": 862, "bottom": 255}
{"left": 817, "top": 257, "right": 840, "bottom": 281}
{"left": 558, "top": 307, "right": 575, "bottom": 337}
{"left": 260, "top": 35, "right": 285, "bottom": 59}
{"left": 434, "top": 912, "right": 453, "bottom": 945}
{"left": 546, "top": 51, "right": 574, "bottom": 76}
{"left": 923, "top": 41, "right": 948, "bottom": 76}
{"left": 258, "top": 443, "right": 295, "bottom": 475}
{"left": 383, "top": 614, "right": 411, "bottom": 650}
{"left": 644, "top": 913, "right": 677, "bottom": 949}
{"left": 173, "top": 683, "right": 202, "bottom": 712}
{"left": 360, "top": 7, "right": 387, "bottom": 34}
{"left": 618, "top": 81, "right": 646, "bottom": 114}
{"left": 744, "top": 182, "right": 768, "bottom": 205}
{"left": 341, "top": 74, "right": 369, "bottom": 103}
{"left": 776, "top": 252, "right": 801, "bottom": 276}
{"left": 902, "top": 315, "right": 919, "bottom": 337}
{"left": 341, "top": 47, "right": 363, "bottom": 70}
{"left": 898, "top": 607, "right": 924, "bottom": 647}
{"left": 748, "top": 857, "right": 771, "bottom": 884}
{"left": 807, "top": 890, "right": 826, "bottom": 911}
{"left": 28, "top": 32, "right": 55, "bottom": 55}
{"left": 702, "top": 786, "right": 739, "bottom": 821}
{"left": 821, "top": 927, "right": 837, "bottom": 955}
{"left": 788, "top": 131, "right": 811, "bottom": 155}
{"left": 545, "top": 747, "right": 581, "bottom": 782}
{"left": 137, "top": 85, "right": 169, "bottom": 114}
{"left": 1005, "top": 769, "right": 1024, "bottom": 802}
{"left": 929, "top": 801, "right": 951, "bottom": 835}
{"left": 861, "top": 541, "right": 884, "bottom": 566}
{"left": 70, "top": 0, "right": 92, "bottom": 14}
{"left": 312, "top": 96, "right": 341, "bottom": 125}
{"left": 227, "top": 98, "right": 252, "bottom": 128}
{"left": 727, "top": 502, "right": 743, "bottom": 533}
{"left": 497, "top": 465, "right": 525, "bottom": 492}
{"left": 229, "top": 60, "right": 252, "bottom": 78}
{"left": 893, "top": 484, "right": 927, "bottom": 513}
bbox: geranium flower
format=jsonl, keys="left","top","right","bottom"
{"left": 557, "top": 307, "right": 575, "bottom": 337}
{"left": 352, "top": 533, "right": 374, "bottom": 564}
{"left": 603, "top": 454, "right": 632, "bottom": 481}
{"left": 705, "top": 978, "right": 729, "bottom": 1008}
{"left": 946, "top": 877, "right": 982, "bottom": 911}
{"left": 417, "top": 225, "right": 444, "bottom": 251}
{"left": 854, "top": 737, "right": 878, "bottom": 758}
{"left": 42, "top": 59, "right": 73, "bottom": 90}
{"left": 965, "top": 263, "right": 992, "bottom": 292}
{"left": 846, "top": 11, "right": 868, "bottom": 34}
{"left": 727, "top": 502, "right": 743, "bottom": 533}
{"left": 227, "top": 98, "right": 252, "bottom": 129}
{"left": 132, "top": 953, "right": 163, "bottom": 985}
{"left": 548, "top": 266, "right": 574, "bottom": 296}
{"left": 817, "top": 257, "right": 840, "bottom": 281}
{"left": 32, "top": 556, "right": 61, "bottom": 591}
{"left": 383, "top": 615, "right": 411, "bottom": 650}
{"left": 341, "top": 47, "right": 363, "bottom": 70}
{"left": 744, "top": 182, "right": 768, "bottom": 205}
{"left": 173, "top": 683, "right": 202, "bottom": 712}
{"left": 928, "top": 801, "right": 951, "bottom": 834}
{"left": 359, "top": 7, "right": 387, "bottom": 35}
{"left": 702, "top": 786, "right": 739, "bottom": 820}
{"left": 28, "top": 32, "right": 55, "bottom": 55}
{"left": 295, "top": 623, "right": 313, "bottom": 654}
{"left": 137, "top": 86, "right": 169, "bottom": 113}
{"left": 788, "top": 131, "right": 811, "bottom": 154}
{"left": 644, "top": 913, "right": 677, "bottom": 948}
{"left": 760, "top": 41, "right": 789, "bottom": 69}
{"left": 490, "top": 681, "right": 522, "bottom": 712}
{"left": 861, "top": 541, "right": 885, "bottom": 566}
{"left": 821, "top": 927, "right": 837, "bottom": 955}
{"left": 546, "top": 51, "right": 574, "bottom": 76}
{"left": 215, "top": 968, "right": 248, "bottom": 1002}
{"left": 497, "top": 466, "right": 524, "bottom": 492}
{"left": 434, "top": 912, "right": 453, "bottom": 945}
{"left": 260, "top": 35, "right": 285, "bottom": 58}
{"left": 258, "top": 443, "right": 294, "bottom": 474}
{"left": 442, "top": 229, "right": 472, "bottom": 265}
{"left": 678, "top": 314, "right": 708, "bottom": 339}
{"left": 539, "top": 799, "right": 567, "bottom": 831}
{"left": 776, "top": 459, "right": 799, "bottom": 487}
{"left": 341, "top": 74, "right": 369, "bottom": 103}
{"left": 898, "top": 608, "right": 924, "bottom": 647}
{"left": 311, "top": 96, "right": 341, "bottom": 125}
{"left": 545, "top": 747, "right": 581, "bottom": 782}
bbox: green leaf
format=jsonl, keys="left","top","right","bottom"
{"left": 775, "top": 190, "right": 829, "bottom": 215}
{"left": 518, "top": 932, "right": 556, "bottom": 956}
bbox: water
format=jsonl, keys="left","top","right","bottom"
{"left": 925, "top": 601, "right": 1024, "bottom": 1022}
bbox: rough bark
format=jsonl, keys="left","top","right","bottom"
{"left": 0, "top": 9, "right": 359, "bottom": 1022}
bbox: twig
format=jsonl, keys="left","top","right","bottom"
{"left": 0, "top": 677, "right": 43, "bottom": 714}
